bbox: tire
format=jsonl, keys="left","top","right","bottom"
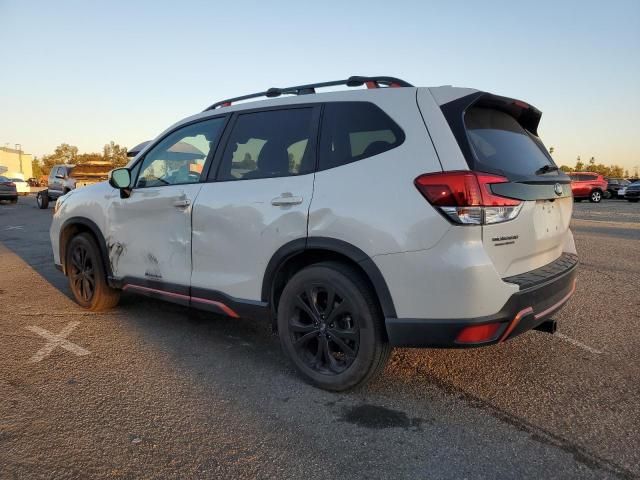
{"left": 589, "top": 190, "right": 602, "bottom": 203}
{"left": 9, "top": 197, "right": 18, "bottom": 204}
{"left": 628, "top": 199, "right": 639, "bottom": 203}
{"left": 66, "top": 233, "right": 120, "bottom": 311}
{"left": 604, "top": 190, "right": 612, "bottom": 199}
{"left": 574, "top": 198, "right": 583, "bottom": 202}
{"left": 37, "top": 191, "right": 49, "bottom": 209}
{"left": 277, "top": 261, "right": 391, "bottom": 391}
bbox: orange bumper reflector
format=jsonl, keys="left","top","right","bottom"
{"left": 456, "top": 323, "right": 502, "bottom": 344}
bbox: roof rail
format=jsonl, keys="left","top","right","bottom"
{"left": 204, "top": 76, "right": 413, "bottom": 111}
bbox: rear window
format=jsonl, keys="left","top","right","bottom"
{"left": 319, "top": 102, "right": 404, "bottom": 171}
{"left": 464, "top": 107, "right": 554, "bottom": 177}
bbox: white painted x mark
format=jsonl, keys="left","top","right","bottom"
{"left": 4, "top": 225, "right": 24, "bottom": 230}
{"left": 25, "top": 321, "right": 90, "bottom": 363}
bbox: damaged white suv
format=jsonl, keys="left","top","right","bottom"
{"left": 50, "top": 76, "right": 578, "bottom": 390}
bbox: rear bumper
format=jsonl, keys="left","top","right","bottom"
{"left": 385, "top": 255, "right": 578, "bottom": 348}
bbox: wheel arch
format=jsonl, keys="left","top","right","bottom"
{"left": 262, "top": 237, "right": 397, "bottom": 328}
{"left": 59, "top": 217, "right": 112, "bottom": 278}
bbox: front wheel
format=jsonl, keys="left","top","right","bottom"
{"left": 66, "top": 233, "right": 120, "bottom": 311}
{"left": 37, "top": 191, "right": 49, "bottom": 209}
{"left": 277, "top": 261, "right": 391, "bottom": 391}
{"left": 589, "top": 190, "right": 602, "bottom": 203}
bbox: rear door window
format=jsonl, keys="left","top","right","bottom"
{"left": 319, "top": 102, "right": 404, "bottom": 171}
{"left": 215, "top": 108, "right": 316, "bottom": 181}
{"left": 464, "top": 107, "right": 554, "bottom": 177}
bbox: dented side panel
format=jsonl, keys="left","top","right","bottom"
{"left": 105, "top": 184, "right": 203, "bottom": 286}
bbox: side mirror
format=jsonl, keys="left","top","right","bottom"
{"left": 108, "top": 168, "right": 132, "bottom": 198}
{"left": 55, "top": 174, "right": 65, "bottom": 179}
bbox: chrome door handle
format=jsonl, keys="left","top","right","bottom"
{"left": 271, "top": 193, "right": 303, "bottom": 206}
{"left": 174, "top": 199, "right": 191, "bottom": 208}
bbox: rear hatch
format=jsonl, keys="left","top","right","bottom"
{"left": 438, "top": 92, "right": 573, "bottom": 277}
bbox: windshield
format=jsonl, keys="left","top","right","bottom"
{"left": 465, "top": 107, "right": 554, "bottom": 177}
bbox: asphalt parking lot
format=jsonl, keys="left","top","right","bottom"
{"left": 1, "top": 196, "right": 639, "bottom": 479}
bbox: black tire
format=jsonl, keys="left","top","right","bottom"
{"left": 37, "top": 191, "right": 49, "bottom": 209}
{"left": 628, "top": 199, "right": 639, "bottom": 203}
{"left": 574, "top": 198, "right": 583, "bottom": 202}
{"left": 604, "top": 190, "right": 612, "bottom": 199}
{"left": 277, "top": 261, "right": 391, "bottom": 391}
{"left": 589, "top": 190, "right": 602, "bottom": 203}
{"left": 66, "top": 233, "right": 120, "bottom": 311}
{"left": 9, "top": 197, "right": 18, "bottom": 204}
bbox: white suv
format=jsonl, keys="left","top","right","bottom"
{"left": 50, "top": 76, "right": 578, "bottom": 391}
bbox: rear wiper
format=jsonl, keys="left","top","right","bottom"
{"left": 536, "top": 164, "right": 560, "bottom": 175}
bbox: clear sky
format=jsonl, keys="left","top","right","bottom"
{"left": 1, "top": 0, "right": 639, "bottom": 171}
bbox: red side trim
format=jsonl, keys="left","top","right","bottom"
{"left": 499, "top": 307, "right": 534, "bottom": 342}
{"left": 123, "top": 284, "right": 240, "bottom": 318}
{"left": 123, "top": 284, "right": 190, "bottom": 301}
{"left": 221, "top": 102, "right": 232, "bottom": 107}
{"left": 191, "top": 297, "right": 240, "bottom": 318}
{"left": 365, "top": 81, "right": 378, "bottom": 89}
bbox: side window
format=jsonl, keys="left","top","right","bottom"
{"left": 135, "top": 117, "right": 225, "bottom": 188}
{"left": 319, "top": 102, "right": 404, "bottom": 171}
{"left": 216, "top": 108, "right": 316, "bottom": 181}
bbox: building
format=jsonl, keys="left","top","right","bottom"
{"left": 0, "top": 146, "right": 33, "bottom": 178}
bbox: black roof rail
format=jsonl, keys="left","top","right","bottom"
{"left": 204, "top": 76, "right": 413, "bottom": 111}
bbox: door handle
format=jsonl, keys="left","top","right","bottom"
{"left": 271, "top": 193, "right": 303, "bottom": 206}
{"left": 174, "top": 198, "right": 191, "bottom": 208}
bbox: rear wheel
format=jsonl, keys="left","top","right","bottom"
{"left": 277, "top": 261, "right": 391, "bottom": 391}
{"left": 629, "top": 199, "right": 639, "bottom": 203}
{"left": 9, "top": 197, "right": 17, "bottom": 204}
{"left": 37, "top": 191, "right": 49, "bottom": 209}
{"left": 589, "top": 190, "right": 602, "bottom": 203}
{"left": 66, "top": 233, "right": 120, "bottom": 311}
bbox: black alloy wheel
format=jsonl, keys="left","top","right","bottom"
{"left": 65, "top": 233, "right": 120, "bottom": 311}
{"left": 278, "top": 262, "right": 391, "bottom": 391}
{"left": 289, "top": 283, "right": 360, "bottom": 375}
{"left": 69, "top": 243, "right": 96, "bottom": 303}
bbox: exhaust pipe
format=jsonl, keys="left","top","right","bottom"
{"left": 534, "top": 319, "right": 557, "bottom": 335}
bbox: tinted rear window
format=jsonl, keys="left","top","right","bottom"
{"left": 319, "top": 102, "right": 404, "bottom": 171}
{"left": 465, "top": 107, "right": 554, "bottom": 177}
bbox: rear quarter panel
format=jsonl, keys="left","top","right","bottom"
{"left": 308, "top": 88, "right": 450, "bottom": 257}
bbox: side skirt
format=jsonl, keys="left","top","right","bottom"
{"left": 110, "top": 277, "right": 270, "bottom": 321}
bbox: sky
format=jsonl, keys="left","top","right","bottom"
{"left": 1, "top": 0, "right": 639, "bottom": 172}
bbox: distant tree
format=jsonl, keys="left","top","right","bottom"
{"left": 589, "top": 156, "right": 596, "bottom": 166}
{"left": 40, "top": 143, "right": 79, "bottom": 174}
{"left": 624, "top": 169, "right": 630, "bottom": 178}
{"left": 103, "top": 141, "right": 128, "bottom": 167}
{"left": 31, "top": 158, "right": 43, "bottom": 178}
{"left": 559, "top": 165, "right": 572, "bottom": 172}
{"left": 574, "top": 156, "right": 584, "bottom": 172}
{"left": 549, "top": 146, "right": 555, "bottom": 156}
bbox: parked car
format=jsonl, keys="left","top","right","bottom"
{"left": 568, "top": 172, "right": 608, "bottom": 202}
{"left": 3, "top": 172, "right": 30, "bottom": 195}
{"left": 49, "top": 75, "right": 578, "bottom": 390}
{"left": 37, "top": 162, "right": 111, "bottom": 209}
{"left": 617, "top": 185, "right": 627, "bottom": 198}
{"left": 624, "top": 181, "right": 640, "bottom": 202}
{"left": 0, "top": 175, "right": 18, "bottom": 203}
{"left": 27, "top": 177, "right": 41, "bottom": 187}
{"left": 606, "top": 178, "right": 630, "bottom": 198}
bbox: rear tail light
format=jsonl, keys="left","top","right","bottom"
{"left": 414, "top": 171, "right": 522, "bottom": 225}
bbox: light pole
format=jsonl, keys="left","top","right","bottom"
{"left": 15, "top": 143, "right": 23, "bottom": 174}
